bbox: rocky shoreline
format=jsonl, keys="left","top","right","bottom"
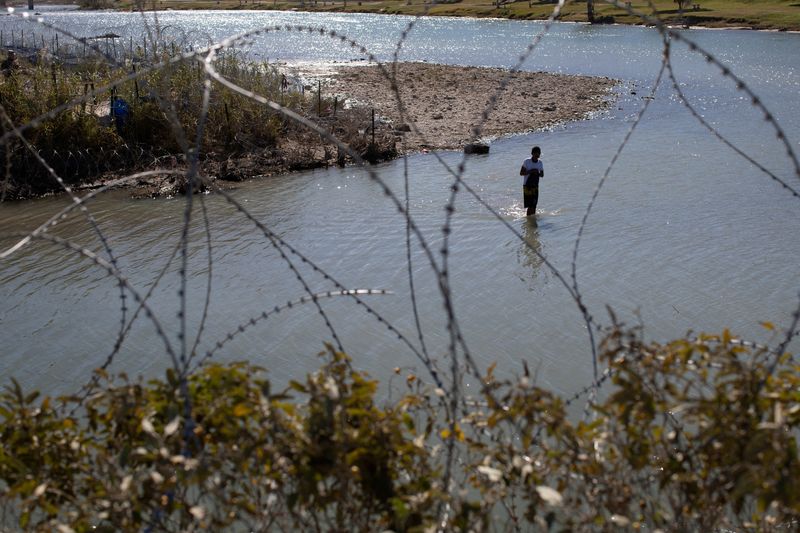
{"left": 322, "top": 62, "right": 617, "bottom": 153}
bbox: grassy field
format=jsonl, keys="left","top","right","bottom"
{"left": 124, "top": 0, "right": 800, "bottom": 31}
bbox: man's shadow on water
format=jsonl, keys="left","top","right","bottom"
{"left": 515, "top": 216, "right": 544, "bottom": 289}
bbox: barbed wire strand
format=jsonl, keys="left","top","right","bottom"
{"left": 16, "top": 233, "right": 179, "bottom": 368}
{"left": 661, "top": 33, "right": 800, "bottom": 199}
{"left": 0, "top": 18, "right": 515, "bottom": 403}
{"left": 769, "top": 292, "right": 800, "bottom": 375}
{"left": 70, "top": 237, "right": 184, "bottom": 413}
{"left": 200, "top": 47, "right": 456, "bottom": 374}
{"left": 607, "top": 0, "right": 800, "bottom": 182}
{"left": 0, "top": 170, "right": 179, "bottom": 259}
{"left": 403, "top": 155, "right": 434, "bottom": 369}
{"left": 1, "top": 4, "right": 798, "bottom": 528}
{"left": 186, "top": 192, "right": 215, "bottom": 369}
{"left": 434, "top": 4, "right": 572, "bottom": 519}
{"left": 5, "top": 7, "right": 129, "bottom": 67}
{"left": 191, "top": 171, "right": 444, "bottom": 387}
{"left": 191, "top": 289, "right": 392, "bottom": 371}
{"left": 4, "top": 2, "right": 792, "bottom": 410}
{"left": 0, "top": 101, "right": 133, "bottom": 382}
{"left": 570, "top": 38, "right": 669, "bottom": 383}
{"left": 178, "top": 65, "right": 214, "bottom": 370}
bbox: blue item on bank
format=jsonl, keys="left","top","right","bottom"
{"left": 112, "top": 98, "right": 130, "bottom": 119}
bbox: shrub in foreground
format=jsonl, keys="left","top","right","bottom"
{"left": 0, "top": 328, "right": 798, "bottom": 531}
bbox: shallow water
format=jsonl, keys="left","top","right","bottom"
{"left": 1, "top": 9, "right": 798, "bottom": 397}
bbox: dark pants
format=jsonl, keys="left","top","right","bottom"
{"left": 523, "top": 186, "right": 539, "bottom": 213}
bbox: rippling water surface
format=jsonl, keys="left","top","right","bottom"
{"left": 1, "top": 8, "right": 798, "bottom": 396}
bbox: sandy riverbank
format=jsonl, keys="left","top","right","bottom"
{"left": 320, "top": 62, "right": 617, "bottom": 153}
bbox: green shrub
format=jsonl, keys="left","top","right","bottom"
{"left": 1, "top": 328, "right": 798, "bottom": 531}
{"left": 0, "top": 349, "right": 441, "bottom": 531}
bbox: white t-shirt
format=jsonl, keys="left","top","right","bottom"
{"left": 521, "top": 158, "right": 544, "bottom": 186}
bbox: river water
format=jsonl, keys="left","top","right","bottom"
{"left": 1, "top": 8, "right": 799, "bottom": 397}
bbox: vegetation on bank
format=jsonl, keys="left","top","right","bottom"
{"left": 99, "top": 0, "right": 800, "bottom": 32}
{"left": 0, "top": 326, "right": 798, "bottom": 531}
{"left": 0, "top": 49, "right": 396, "bottom": 200}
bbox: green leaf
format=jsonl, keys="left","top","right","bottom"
{"left": 288, "top": 380, "right": 307, "bottom": 393}
{"left": 233, "top": 403, "right": 252, "bottom": 417}
{"left": 402, "top": 412, "right": 415, "bottom": 431}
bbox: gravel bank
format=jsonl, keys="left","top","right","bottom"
{"left": 323, "top": 62, "right": 617, "bottom": 152}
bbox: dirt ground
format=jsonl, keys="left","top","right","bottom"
{"left": 321, "top": 62, "right": 617, "bottom": 152}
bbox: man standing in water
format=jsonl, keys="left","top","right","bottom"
{"left": 520, "top": 146, "right": 544, "bottom": 217}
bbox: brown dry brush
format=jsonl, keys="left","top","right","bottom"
{"left": 0, "top": 50, "right": 397, "bottom": 200}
